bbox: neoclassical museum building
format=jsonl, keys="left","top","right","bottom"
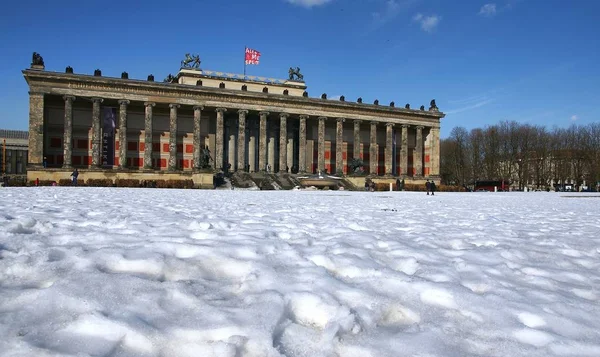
{"left": 24, "top": 53, "right": 444, "bottom": 187}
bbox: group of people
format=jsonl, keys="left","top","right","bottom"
{"left": 364, "top": 178, "right": 376, "bottom": 191}
{"left": 395, "top": 178, "right": 405, "bottom": 191}
{"left": 425, "top": 179, "right": 436, "bottom": 195}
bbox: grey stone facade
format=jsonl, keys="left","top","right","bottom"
{"left": 143, "top": 102, "right": 155, "bottom": 169}
{"left": 63, "top": 95, "right": 75, "bottom": 168}
{"left": 91, "top": 98, "right": 103, "bottom": 167}
{"left": 22, "top": 66, "right": 445, "bottom": 181}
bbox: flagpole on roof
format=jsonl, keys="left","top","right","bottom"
{"left": 243, "top": 46, "right": 247, "bottom": 78}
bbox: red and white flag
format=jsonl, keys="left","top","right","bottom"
{"left": 245, "top": 47, "right": 261, "bottom": 65}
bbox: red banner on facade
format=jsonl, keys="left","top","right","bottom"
{"left": 245, "top": 48, "right": 261, "bottom": 65}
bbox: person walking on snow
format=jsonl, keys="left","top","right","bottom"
{"left": 70, "top": 168, "right": 79, "bottom": 186}
{"left": 430, "top": 181, "right": 436, "bottom": 195}
{"left": 425, "top": 180, "right": 431, "bottom": 195}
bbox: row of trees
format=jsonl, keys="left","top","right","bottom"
{"left": 440, "top": 121, "right": 600, "bottom": 190}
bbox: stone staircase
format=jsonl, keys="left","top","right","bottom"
{"left": 228, "top": 172, "right": 359, "bottom": 191}
{"left": 229, "top": 172, "right": 259, "bottom": 190}
{"left": 226, "top": 172, "right": 301, "bottom": 190}
{"left": 338, "top": 178, "right": 359, "bottom": 191}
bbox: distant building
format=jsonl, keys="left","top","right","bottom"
{"left": 0, "top": 129, "right": 29, "bottom": 176}
{"left": 23, "top": 53, "right": 445, "bottom": 187}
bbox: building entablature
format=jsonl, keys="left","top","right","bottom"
{"left": 23, "top": 69, "right": 445, "bottom": 127}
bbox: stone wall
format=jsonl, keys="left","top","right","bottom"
{"left": 27, "top": 169, "right": 214, "bottom": 189}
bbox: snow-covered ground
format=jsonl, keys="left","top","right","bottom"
{"left": 1, "top": 188, "right": 599, "bottom": 357}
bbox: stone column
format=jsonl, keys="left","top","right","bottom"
{"left": 400, "top": 124, "right": 408, "bottom": 176}
{"left": 369, "top": 121, "right": 377, "bottom": 175}
{"left": 317, "top": 116, "right": 326, "bottom": 172}
{"left": 414, "top": 125, "right": 424, "bottom": 176}
{"left": 248, "top": 122, "right": 256, "bottom": 172}
{"left": 353, "top": 120, "right": 361, "bottom": 160}
{"left": 279, "top": 113, "right": 288, "bottom": 173}
{"left": 143, "top": 102, "right": 155, "bottom": 169}
{"left": 430, "top": 127, "right": 440, "bottom": 176}
{"left": 228, "top": 124, "right": 236, "bottom": 170}
{"left": 168, "top": 103, "right": 180, "bottom": 171}
{"left": 215, "top": 108, "right": 227, "bottom": 171}
{"left": 385, "top": 122, "right": 393, "bottom": 175}
{"left": 91, "top": 98, "right": 103, "bottom": 167}
{"left": 63, "top": 95, "right": 75, "bottom": 168}
{"left": 238, "top": 110, "right": 248, "bottom": 171}
{"left": 28, "top": 92, "right": 45, "bottom": 167}
{"left": 336, "top": 118, "right": 345, "bottom": 175}
{"left": 299, "top": 115, "right": 308, "bottom": 173}
{"left": 267, "top": 127, "right": 276, "bottom": 171}
{"left": 287, "top": 130, "right": 294, "bottom": 173}
{"left": 192, "top": 106, "right": 204, "bottom": 170}
{"left": 259, "top": 111, "right": 269, "bottom": 171}
{"left": 118, "top": 100, "right": 130, "bottom": 169}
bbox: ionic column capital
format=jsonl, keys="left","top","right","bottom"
{"left": 279, "top": 112, "right": 289, "bottom": 119}
{"left": 216, "top": 108, "right": 228, "bottom": 113}
{"left": 401, "top": 124, "right": 410, "bottom": 128}
{"left": 299, "top": 114, "right": 309, "bottom": 120}
{"left": 169, "top": 103, "right": 180, "bottom": 109}
{"left": 118, "top": 99, "right": 130, "bottom": 106}
{"left": 63, "top": 95, "right": 76, "bottom": 102}
{"left": 336, "top": 117, "right": 346, "bottom": 123}
{"left": 416, "top": 125, "right": 424, "bottom": 130}
{"left": 386, "top": 122, "right": 394, "bottom": 128}
{"left": 318, "top": 116, "right": 327, "bottom": 122}
{"left": 91, "top": 97, "right": 103, "bottom": 103}
{"left": 193, "top": 105, "right": 204, "bottom": 111}
{"left": 259, "top": 111, "right": 270, "bottom": 116}
{"left": 238, "top": 109, "right": 249, "bottom": 116}
{"left": 370, "top": 121, "right": 377, "bottom": 127}
{"left": 144, "top": 101, "right": 156, "bottom": 107}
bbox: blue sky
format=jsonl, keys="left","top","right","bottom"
{"left": 1, "top": 0, "right": 598, "bottom": 138}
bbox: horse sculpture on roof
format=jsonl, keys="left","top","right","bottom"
{"left": 181, "top": 53, "right": 201, "bottom": 69}
{"left": 288, "top": 67, "right": 304, "bottom": 81}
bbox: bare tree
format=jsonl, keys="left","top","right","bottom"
{"left": 585, "top": 123, "right": 600, "bottom": 190}
{"left": 482, "top": 125, "right": 502, "bottom": 180}
{"left": 468, "top": 128, "right": 485, "bottom": 184}
{"left": 441, "top": 122, "right": 599, "bottom": 192}
{"left": 440, "top": 138, "right": 458, "bottom": 185}
{"left": 530, "top": 126, "right": 551, "bottom": 189}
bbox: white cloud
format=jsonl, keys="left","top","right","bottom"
{"left": 479, "top": 3, "right": 497, "bottom": 16}
{"left": 367, "top": 0, "right": 420, "bottom": 32}
{"left": 285, "top": 0, "right": 332, "bottom": 8}
{"left": 570, "top": 115, "right": 578, "bottom": 121}
{"left": 413, "top": 13, "right": 441, "bottom": 32}
{"left": 446, "top": 99, "right": 494, "bottom": 114}
{"left": 372, "top": 0, "right": 402, "bottom": 26}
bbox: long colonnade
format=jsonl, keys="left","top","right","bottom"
{"left": 57, "top": 95, "right": 440, "bottom": 177}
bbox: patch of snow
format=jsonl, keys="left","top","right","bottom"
{"left": 1, "top": 189, "right": 600, "bottom": 356}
